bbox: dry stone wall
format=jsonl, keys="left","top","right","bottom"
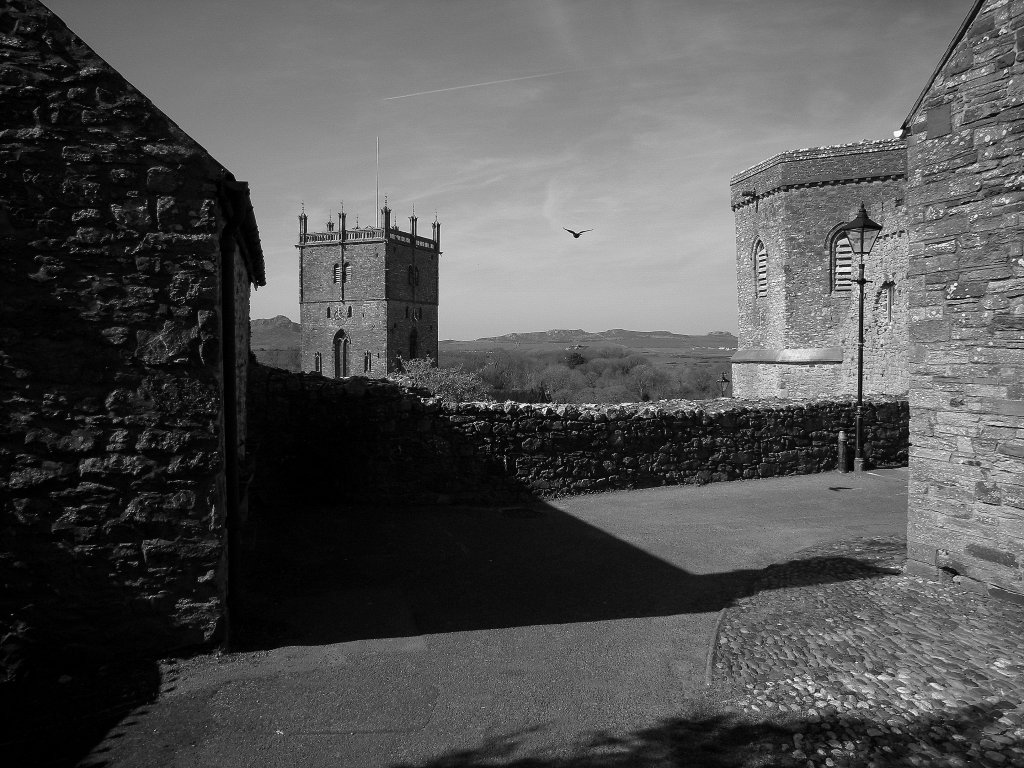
{"left": 247, "top": 366, "right": 908, "bottom": 506}
{"left": 903, "top": 0, "right": 1024, "bottom": 602}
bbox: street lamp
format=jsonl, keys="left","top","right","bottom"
{"left": 841, "top": 203, "right": 882, "bottom": 472}
{"left": 718, "top": 372, "right": 730, "bottom": 397}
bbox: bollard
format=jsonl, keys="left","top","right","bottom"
{"left": 838, "top": 430, "right": 849, "bottom": 473}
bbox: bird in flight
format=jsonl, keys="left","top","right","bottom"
{"left": 564, "top": 228, "right": 592, "bottom": 238}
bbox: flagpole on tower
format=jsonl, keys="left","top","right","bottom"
{"left": 375, "top": 136, "right": 380, "bottom": 228}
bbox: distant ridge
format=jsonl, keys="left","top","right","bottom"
{"left": 471, "top": 329, "right": 737, "bottom": 344}
{"left": 250, "top": 320, "right": 739, "bottom": 372}
{"left": 250, "top": 315, "right": 301, "bottom": 371}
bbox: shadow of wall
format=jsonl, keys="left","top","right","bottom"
{"left": 240, "top": 364, "right": 908, "bottom": 649}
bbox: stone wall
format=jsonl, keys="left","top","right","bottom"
{"left": 247, "top": 365, "right": 908, "bottom": 506}
{"left": 903, "top": 0, "right": 1024, "bottom": 602}
{"left": 730, "top": 141, "right": 909, "bottom": 399}
{"left": 0, "top": 0, "right": 262, "bottom": 681}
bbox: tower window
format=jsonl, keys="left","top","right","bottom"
{"left": 347, "top": 306, "right": 352, "bottom": 317}
{"left": 327, "top": 306, "right": 331, "bottom": 318}
{"left": 753, "top": 240, "right": 768, "bottom": 299}
{"left": 407, "top": 265, "right": 414, "bottom": 285}
{"left": 314, "top": 352, "right": 322, "bottom": 374}
{"left": 880, "top": 282, "right": 895, "bottom": 323}
{"left": 830, "top": 232, "right": 853, "bottom": 294}
{"left": 364, "top": 350, "right": 372, "bottom": 373}
{"left": 333, "top": 264, "right": 341, "bottom": 283}
{"left": 343, "top": 262, "right": 352, "bottom": 283}
{"left": 405, "top": 306, "right": 409, "bottom": 318}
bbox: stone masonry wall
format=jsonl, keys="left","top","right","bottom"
{"left": 904, "top": 0, "right": 1024, "bottom": 601}
{"left": 299, "top": 237, "right": 439, "bottom": 375}
{"left": 247, "top": 365, "right": 908, "bottom": 506}
{"left": 0, "top": 1, "right": 244, "bottom": 680}
{"left": 731, "top": 141, "right": 909, "bottom": 400}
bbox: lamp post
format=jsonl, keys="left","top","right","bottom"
{"left": 718, "top": 372, "right": 730, "bottom": 397}
{"left": 841, "top": 203, "right": 882, "bottom": 472}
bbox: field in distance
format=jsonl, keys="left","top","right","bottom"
{"left": 250, "top": 319, "right": 737, "bottom": 401}
{"left": 440, "top": 328, "right": 736, "bottom": 370}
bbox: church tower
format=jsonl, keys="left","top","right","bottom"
{"left": 296, "top": 201, "right": 441, "bottom": 378}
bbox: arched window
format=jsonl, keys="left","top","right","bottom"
{"left": 407, "top": 265, "right": 414, "bottom": 285}
{"left": 326, "top": 306, "right": 331, "bottom": 318}
{"left": 333, "top": 330, "right": 349, "bottom": 378}
{"left": 314, "top": 352, "right": 322, "bottom": 374}
{"left": 343, "top": 262, "right": 352, "bottom": 283}
{"left": 347, "top": 306, "right": 352, "bottom": 318}
{"left": 830, "top": 231, "right": 854, "bottom": 294}
{"left": 332, "top": 264, "right": 341, "bottom": 283}
{"left": 753, "top": 240, "right": 768, "bottom": 299}
{"left": 363, "top": 350, "right": 372, "bottom": 373}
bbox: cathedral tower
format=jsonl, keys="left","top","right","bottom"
{"left": 297, "top": 202, "right": 441, "bottom": 378}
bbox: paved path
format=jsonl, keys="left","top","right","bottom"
{"left": 713, "top": 535, "right": 1024, "bottom": 768}
{"left": 78, "top": 469, "right": 908, "bottom": 768}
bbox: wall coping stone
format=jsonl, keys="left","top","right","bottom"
{"left": 732, "top": 347, "right": 846, "bottom": 365}
{"left": 730, "top": 139, "right": 906, "bottom": 184}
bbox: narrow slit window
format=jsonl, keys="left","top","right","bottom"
{"left": 880, "top": 282, "right": 895, "bottom": 323}
{"left": 347, "top": 306, "right": 352, "bottom": 317}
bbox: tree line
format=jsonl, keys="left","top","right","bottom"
{"left": 389, "top": 346, "right": 730, "bottom": 404}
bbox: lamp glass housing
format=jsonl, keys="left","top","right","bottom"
{"left": 842, "top": 204, "right": 882, "bottom": 256}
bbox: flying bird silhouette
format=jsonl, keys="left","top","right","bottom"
{"left": 564, "top": 228, "right": 592, "bottom": 238}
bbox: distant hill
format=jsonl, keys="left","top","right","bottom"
{"left": 250, "top": 315, "right": 301, "bottom": 372}
{"left": 440, "top": 328, "right": 736, "bottom": 370}
{"left": 472, "top": 329, "right": 737, "bottom": 346}
{"left": 250, "top": 320, "right": 738, "bottom": 374}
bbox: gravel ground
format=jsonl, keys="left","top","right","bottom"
{"left": 710, "top": 536, "right": 1024, "bottom": 768}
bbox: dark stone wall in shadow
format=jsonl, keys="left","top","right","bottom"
{"left": 246, "top": 364, "right": 909, "bottom": 507}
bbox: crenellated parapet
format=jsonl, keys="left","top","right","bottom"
{"left": 297, "top": 203, "right": 440, "bottom": 251}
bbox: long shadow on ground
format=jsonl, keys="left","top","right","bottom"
{"left": 388, "top": 701, "right": 1018, "bottom": 768}
{"left": 0, "top": 660, "right": 159, "bottom": 768}
{"left": 235, "top": 500, "right": 899, "bottom": 649}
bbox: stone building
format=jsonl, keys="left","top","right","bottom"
{"left": 297, "top": 204, "right": 440, "bottom": 378}
{"left": 729, "top": 141, "right": 910, "bottom": 399}
{"left": 900, "top": 0, "right": 1024, "bottom": 602}
{"left": 730, "top": 0, "right": 1023, "bottom": 602}
{"left": 0, "top": 0, "right": 264, "bottom": 679}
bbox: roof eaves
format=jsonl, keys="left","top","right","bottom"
{"left": 901, "top": 0, "right": 987, "bottom": 130}
{"left": 220, "top": 179, "right": 266, "bottom": 288}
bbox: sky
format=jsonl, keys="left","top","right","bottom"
{"left": 45, "top": 0, "right": 973, "bottom": 339}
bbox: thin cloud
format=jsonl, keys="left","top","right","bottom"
{"left": 383, "top": 68, "right": 583, "bottom": 101}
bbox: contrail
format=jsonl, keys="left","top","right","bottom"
{"left": 383, "top": 68, "right": 580, "bottom": 101}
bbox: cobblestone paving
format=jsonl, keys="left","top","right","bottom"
{"left": 711, "top": 537, "right": 1024, "bottom": 768}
